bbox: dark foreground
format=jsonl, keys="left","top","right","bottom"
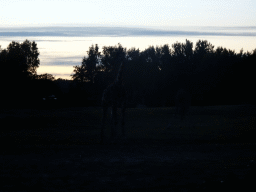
{"left": 1, "top": 142, "right": 256, "bottom": 192}
{"left": 0, "top": 105, "right": 255, "bottom": 191}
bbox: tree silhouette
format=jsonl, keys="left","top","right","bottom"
{"left": 125, "top": 47, "right": 142, "bottom": 106}
{"left": 4, "top": 40, "right": 40, "bottom": 79}
{"left": 71, "top": 44, "right": 101, "bottom": 83}
{"left": 182, "top": 39, "right": 193, "bottom": 64}
{"left": 37, "top": 73, "right": 55, "bottom": 81}
{"left": 21, "top": 40, "right": 40, "bottom": 76}
{"left": 194, "top": 40, "right": 214, "bottom": 56}
{"left": 69, "top": 40, "right": 256, "bottom": 107}
{"left": 0, "top": 40, "right": 40, "bottom": 107}
{"left": 101, "top": 43, "right": 126, "bottom": 72}
{"left": 194, "top": 40, "right": 214, "bottom": 66}
{"left": 101, "top": 43, "right": 127, "bottom": 86}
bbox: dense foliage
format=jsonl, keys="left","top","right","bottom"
{"left": 1, "top": 39, "right": 255, "bottom": 108}
{"left": 0, "top": 40, "right": 58, "bottom": 107}
{"left": 71, "top": 40, "right": 255, "bottom": 107}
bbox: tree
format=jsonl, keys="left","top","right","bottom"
{"left": 194, "top": 40, "right": 214, "bottom": 58}
{"left": 36, "top": 73, "right": 55, "bottom": 81}
{"left": 172, "top": 42, "right": 184, "bottom": 58}
{"left": 6, "top": 41, "right": 27, "bottom": 79}
{"left": 21, "top": 40, "right": 40, "bottom": 76}
{"left": 158, "top": 44, "right": 171, "bottom": 71}
{"left": 71, "top": 44, "right": 101, "bottom": 83}
{"left": 182, "top": 39, "right": 193, "bottom": 64}
{"left": 101, "top": 43, "right": 127, "bottom": 73}
{"left": 101, "top": 43, "right": 127, "bottom": 86}
{"left": 71, "top": 64, "right": 87, "bottom": 82}
{"left": 0, "top": 40, "right": 40, "bottom": 107}
{"left": 138, "top": 46, "right": 162, "bottom": 106}
{"left": 1, "top": 39, "right": 40, "bottom": 80}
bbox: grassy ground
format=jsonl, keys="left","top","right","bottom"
{"left": 0, "top": 105, "right": 255, "bottom": 191}
{"left": 1, "top": 105, "right": 255, "bottom": 146}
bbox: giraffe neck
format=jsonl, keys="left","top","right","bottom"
{"left": 115, "top": 62, "right": 124, "bottom": 85}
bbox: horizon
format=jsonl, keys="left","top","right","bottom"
{"left": 1, "top": 0, "right": 255, "bottom": 79}
{"left": 1, "top": 26, "right": 256, "bottom": 80}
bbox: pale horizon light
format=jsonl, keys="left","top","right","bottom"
{"left": 1, "top": 0, "right": 255, "bottom": 27}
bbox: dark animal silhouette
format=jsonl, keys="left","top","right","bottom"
{"left": 101, "top": 63, "right": 126, "bottom": 144}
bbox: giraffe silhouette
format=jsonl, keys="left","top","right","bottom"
{"left": 101, "top": 62, "right": 126, "bottom": 144}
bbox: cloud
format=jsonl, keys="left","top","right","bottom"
{"left": 0, "top": 26, "right": 255, "bottom": 37}
{"left": 40, "top": 56, "right": 81, "bottom": 66}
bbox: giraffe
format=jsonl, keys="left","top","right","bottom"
{"left": 101, "top": 62, "right": 126, "bottom": 144}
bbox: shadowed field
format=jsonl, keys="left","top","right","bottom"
{"left": 1, "top": 105, "right": 255, "bottom": 146}
{"left": 0, "top": 105, "right": 255, "bottom": 191}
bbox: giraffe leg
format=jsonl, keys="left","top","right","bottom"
{"left": 101, "top": 105, "right": 108, "bottom": 144}
{"left": 111, "top": 105, "right": 117, "bottom": 142}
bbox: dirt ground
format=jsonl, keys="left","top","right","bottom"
{"left": 1, "top": 105, "right": 255, "bottom": 191}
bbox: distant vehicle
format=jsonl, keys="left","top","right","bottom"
{"left": 42, "top": 95, "right": 57, "bottom": 101}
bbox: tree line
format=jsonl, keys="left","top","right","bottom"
{"left": 0, "top": 39, "right": 255, "bottom": 108}
{"left": 71, "top": 40, "right": 255, "bottom": 107}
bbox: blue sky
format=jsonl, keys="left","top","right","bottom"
{"left": 1, "top": 0, "right": 255, "bottom": 27}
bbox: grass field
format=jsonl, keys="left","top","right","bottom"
{"left": 0, "top": 105, "right": 255, "bottom": 191}
{"left": 1, "top": 105, "right": 255, "bottom": 146}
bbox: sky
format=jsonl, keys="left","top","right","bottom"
{"left": 1, "top": 0, "right": 256, "bottom": 80}
{"left": 1, "top": 0, "right": 255, "bottom": 27}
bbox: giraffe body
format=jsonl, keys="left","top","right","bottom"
{"left": 101, "top": 63, "right": 126, "bottom": 144}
